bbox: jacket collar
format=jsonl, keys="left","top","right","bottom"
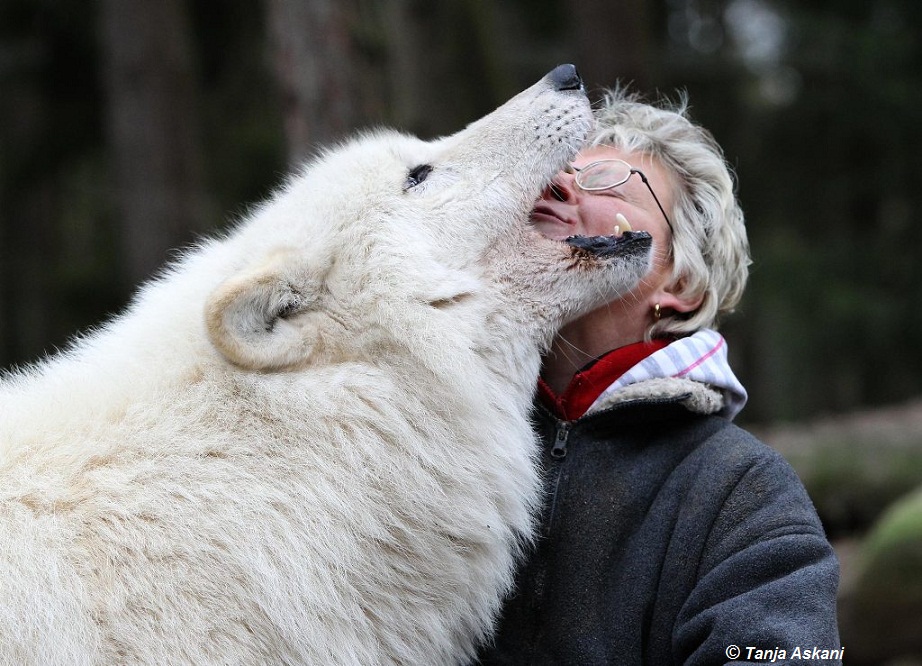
{"left": 538, "top": 330, "right": 747, "bottom": 422}
{"left": 588, "top": 375, "right": 726, "bottom": 416}
{"left": 586, "top": 329, "right": 747, "bottom": 420}
{"left": 537, "top": 339, "right": 671, "bottom": 421}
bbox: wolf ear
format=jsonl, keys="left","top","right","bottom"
{"left": 205, "top": 251, "right": 324, "bottom": 371}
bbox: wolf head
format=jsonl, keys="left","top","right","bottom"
{"left": 204, "top": 65, "right": 653, "bottom": 372}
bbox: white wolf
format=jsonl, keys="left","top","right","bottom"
{"left": 0, "top": 65, "right": 652, "bottom": 665}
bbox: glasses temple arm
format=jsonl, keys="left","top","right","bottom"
{"left": 634, "top": 170, "right": 675, "bottom": 235}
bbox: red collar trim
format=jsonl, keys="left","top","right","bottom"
{"left": 538, "top": 338, "right": 672, "bottom": 421}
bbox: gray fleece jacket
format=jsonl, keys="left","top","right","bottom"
{"left": 476, "top": 359, "right": 841, "bottom": 665}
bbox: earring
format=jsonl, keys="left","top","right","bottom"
{"left": 653, "top": 303, "right": 662, "bottom": 320}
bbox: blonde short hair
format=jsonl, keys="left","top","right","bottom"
{"left": 588, "top": 87, "right": 751, "bottom": 336}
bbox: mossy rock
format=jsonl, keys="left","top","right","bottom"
{"left": 755, "top": 399, "right": 922, "bottom": 535}
{"left": 838, "top": 487, "right": 922, "bottom": 664}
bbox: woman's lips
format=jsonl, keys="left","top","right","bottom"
{"left": 529, "top": 205, "right": 574, "bottom": 227}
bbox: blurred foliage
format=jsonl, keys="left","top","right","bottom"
{"left": 732, "top": 0, "right": 922, "bottom": 422}
{"left": 1, "top": 0, "right": 921, "bottom": 425}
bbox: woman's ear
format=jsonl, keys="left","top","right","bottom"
{"left": 654, "top": 275, "right": 704, "bottom": 315}
{"left": 205, "top": 250, "right": 325, "bottom": 371}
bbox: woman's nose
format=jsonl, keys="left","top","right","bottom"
{"left": 544, "top": 173, "right": 579, "bottom": 202}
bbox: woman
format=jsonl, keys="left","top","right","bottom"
{"left": 476, "top": 88, "right": 841, "bottom": 664}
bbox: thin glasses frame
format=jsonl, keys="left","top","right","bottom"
{"left": 572, "top": 159, "right": 674, "bottom": 235}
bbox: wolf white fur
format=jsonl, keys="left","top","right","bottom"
{"left": 0, "top": 69, "right": 652, "bottom": 665}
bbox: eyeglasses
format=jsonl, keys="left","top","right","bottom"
{"left": 571, "top": 159, "right": 674, "bottom": 235}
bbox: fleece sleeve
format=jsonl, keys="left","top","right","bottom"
{"left": 672, "top": 452, "right": 842, "bottom": 666}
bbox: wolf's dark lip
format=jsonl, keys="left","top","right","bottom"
{"left": 564, "top": 230, "right": 653, "bottom": 257}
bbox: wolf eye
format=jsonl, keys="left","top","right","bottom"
{"left": 405, "top": 164, "right": 433, "bottom": 189}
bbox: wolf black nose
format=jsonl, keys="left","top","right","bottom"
{"left": 548, "top": 64, "right": 582, "bottom": 92}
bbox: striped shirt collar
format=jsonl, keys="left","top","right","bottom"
{"left": 587, "top": 329, "right": 748, "bottom": 420}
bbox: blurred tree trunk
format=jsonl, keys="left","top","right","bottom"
{"left": 0, "top": 186, "right": 7, "bottom": 360}
{"left": 0, "top": 180, "right": 57, "bottom": 363}
{"left": 0, "top": 70, "right": 61, "bottom": 364}
{"left": 266, "top": 0, "right": 389, "bottom": 166}
{"left": 566, "top": 0, "right": 656, "bottom": 94}
{"left": 99, "top": 0, "right": 210, "bottom": 287}
{"left": 379, "top": 0, "right": 508, "bottom": 138}
{"left": 379, "top": 0, "right": 425, "bottom": 133}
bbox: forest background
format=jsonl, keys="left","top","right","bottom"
{"left": 1, "top": 0, "right": 921, "bottom": 662}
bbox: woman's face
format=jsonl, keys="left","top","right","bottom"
{"left": 530, "top": 145, "right": 687, "bottom": 350}
{"left": 529, "top": 144, "right": 676, "bottom": 253}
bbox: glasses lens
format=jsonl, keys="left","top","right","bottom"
{"left": 576, "top": 160, "right": 631, "bottom": 190}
